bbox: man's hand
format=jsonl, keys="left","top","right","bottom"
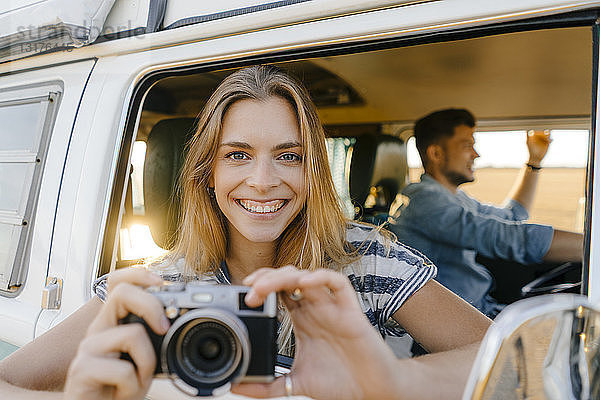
{"left": 526, "top": 130, "right": 551, "bottom": 166}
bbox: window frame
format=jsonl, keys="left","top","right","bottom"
{"left": 0, "top": 83, "right": 61, "bottom": 293}
{"left": 98, "top": 10, "right": 598, "bottom": 298}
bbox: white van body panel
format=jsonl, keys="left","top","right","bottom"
{"left": 588, "top": 63, "right": 600, "bottom": 305}
{"left": 0, "top": 59, "right": 95, "bottom": 344}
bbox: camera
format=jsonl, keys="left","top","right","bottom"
{"left": 120, "top": 282, "right": 277, "bottom": 397}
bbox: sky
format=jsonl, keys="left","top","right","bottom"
{"left": 407, "top": 130, "right": 590, "bottom": 169}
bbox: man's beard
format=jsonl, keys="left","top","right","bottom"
{"left": 442, "top": 154, "right": 474, "bottom": 187}
{"left": 443, "top": 170, "right": 473, "bottom": 187}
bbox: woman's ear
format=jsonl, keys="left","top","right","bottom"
{"left": 207, "top": 176, "right": 216, "bottom": 199}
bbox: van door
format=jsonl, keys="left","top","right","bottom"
{"left": 0, "top": 59, "right": 96, "bottom": 355}
{"left": 589, "top": 24, "right": 600, "bottom": 305}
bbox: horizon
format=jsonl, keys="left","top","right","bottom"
{"left": 407, "top": 129, "right": 589, "bottom": 169}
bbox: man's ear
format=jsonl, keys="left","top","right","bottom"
{"left": 426, "top": 144, "right": 444, "bottom": 166}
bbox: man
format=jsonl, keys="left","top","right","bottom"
{"left": 391, "top": 108, "right": 583, "bottom": 318}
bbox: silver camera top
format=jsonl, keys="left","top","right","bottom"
{"left": 150, "top": 282, "right": 277, "bottom": 318}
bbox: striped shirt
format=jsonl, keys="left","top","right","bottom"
{"left": 93, "top": 222, "right": 436, "bottom": 338}
{"left": 342, "top": 222, "right": 436, "bottom": 336}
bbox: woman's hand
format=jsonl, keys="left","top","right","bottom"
{"left": 232, "top": 266, "right": 401, "bottom": 400}
{"left": 64, "top": 268, "right": 167, "bottom": 400}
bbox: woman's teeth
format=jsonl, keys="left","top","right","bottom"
{"left": 238, "top": 200, "right": 286, "bottom": 213}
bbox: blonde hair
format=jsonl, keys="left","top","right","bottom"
{"left": 167, "top": 65, "right": 358, "bottom": 354}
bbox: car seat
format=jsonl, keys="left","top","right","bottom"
{"left": 348, "top": 133, "right": 408, "bottom": 223}
{"left": 143, "top": 118, "right": 196, "bottom": 249}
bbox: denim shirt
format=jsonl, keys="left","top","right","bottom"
{"left": 390, "top": 174, "right": 554, "bottom": 317}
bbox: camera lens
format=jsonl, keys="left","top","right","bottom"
{"left": 179, "top": 321, "right": 238, "bottom": 380}
{"left": 199, "top": 337, "right": 220, "bottom": 360}
{"left": 162, "top": 309, "right": 250, "bottom": 394}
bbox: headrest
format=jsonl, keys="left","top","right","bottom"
{"left": 143, "top": 118, "right": 196, "bottom": 248}
{"left": 349, "top": 134, "right": 408, "bottom": 214}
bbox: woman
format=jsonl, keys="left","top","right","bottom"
{"left": 0, "top": 65, "right": 490, "bottom": 399}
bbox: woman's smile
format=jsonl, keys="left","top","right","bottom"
{"left": 236, "top": 199, "right": 288, "bottom": 214}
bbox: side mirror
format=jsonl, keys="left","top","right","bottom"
{"left": 463, "top": 294, "right": 600, "bottom": 400}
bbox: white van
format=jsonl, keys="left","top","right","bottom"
{"left": 1, "top": 0, "right": 600, "bottom": 397}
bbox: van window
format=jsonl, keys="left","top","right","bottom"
{"left": 104, "top": 26, "right": 592, "bottom": 304}
{"left": 0, "top": 86, "right": 60, "bottom": 292}
{"left": 407, "top": 129, "right": 589, "bottom": 233}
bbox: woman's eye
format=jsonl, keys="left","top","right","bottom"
{"left": 226, "top": 152, "right": 249, "bottom": 160}
{"left": 279, "top": 153, "right": 302, "bottom": 162}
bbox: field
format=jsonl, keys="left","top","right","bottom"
{"left": 408, "top": 168, "right": 586, "bottom": 232}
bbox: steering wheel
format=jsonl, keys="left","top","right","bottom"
{"left": 520, "top": 262, "right": 581, "bottom": 298}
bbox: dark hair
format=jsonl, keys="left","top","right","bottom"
{"left": 414, "top": 108, "right": 475, "bottom": 167}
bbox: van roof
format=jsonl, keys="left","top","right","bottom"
{"left": 0, "top": 0, "right": 419, "bottom": 64}
{"left": 1, "top": 0, "right": 599, "bottom": 70}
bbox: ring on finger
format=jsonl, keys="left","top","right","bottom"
{"left": 288, "top": 288, "right": 304, "bottom": 301}
{"left": 288, "top": 288, "right": 303, "bottom": 301}
{"left": 285, "top": 374, "right": 293, "bottom": 397}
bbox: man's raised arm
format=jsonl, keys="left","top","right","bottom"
{"left": 505, "top": 130, "right": 551, "bottom": 212}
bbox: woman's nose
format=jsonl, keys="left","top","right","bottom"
{"left": 246, "top": 159, "right": 280, "bottom": 190}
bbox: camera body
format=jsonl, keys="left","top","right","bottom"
{"left": 121, "top": 282, "right": 277, "bottom": 397}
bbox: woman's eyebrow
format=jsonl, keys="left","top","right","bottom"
{"left": 273, "top": 141, "right": 302, "bottom": 151}
{"left": 220, "top": 141, "right": 252, "bottom": 149}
